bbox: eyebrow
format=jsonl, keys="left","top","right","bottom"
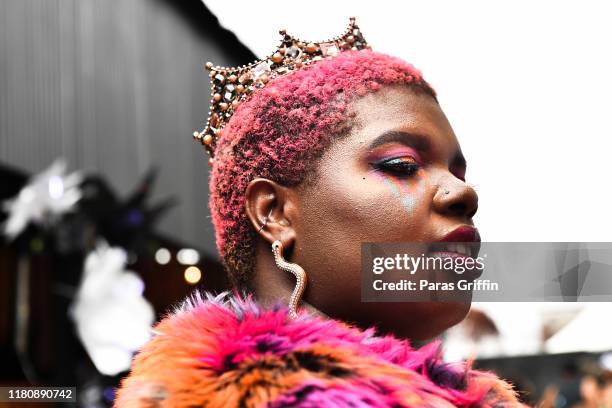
{"left": 368, "top": 129, "right": 467, "bottom": 170}
{"left": 367, "top": 130, "right": 431, "bottom": 152}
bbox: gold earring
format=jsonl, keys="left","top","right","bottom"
{"left": 271, "top": 240, "right": 307, "bottom": 319}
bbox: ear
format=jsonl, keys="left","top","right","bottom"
{"left": 245, "top": 177, "right": 299, "bottom": 250}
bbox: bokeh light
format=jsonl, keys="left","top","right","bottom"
{"left": 184, "top": 266, "right": 202, "bottom": 285}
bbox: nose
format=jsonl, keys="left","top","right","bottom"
{"left": 433, "top": 177, "right": 479, "bottom": 220}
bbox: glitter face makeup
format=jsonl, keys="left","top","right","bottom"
{"left": 367, "top": 142, "right": 427, "bottom": 215}
{"left": 381, "top": 177, "right": 419, "bottom": 213}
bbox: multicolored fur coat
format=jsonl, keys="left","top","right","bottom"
{"left": 115, "top": 291, "right": 528, "bottom": 407}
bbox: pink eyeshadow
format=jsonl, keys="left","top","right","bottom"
{"left": 366, "top": 146, "right": 423, "bottom": 165}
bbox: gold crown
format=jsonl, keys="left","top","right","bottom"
{"left": 192, "top": 17, "right": 370, "bottom": 164}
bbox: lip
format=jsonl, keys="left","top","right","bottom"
{"left": 428, "top": 226, "right": 482, "bottom": 259}
{"left": 439, "top": 226, "right": 481, "bottom": 243}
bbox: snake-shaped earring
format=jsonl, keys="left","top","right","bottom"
{"left": 271, "top": 240, "right": 307, "bottom": 319}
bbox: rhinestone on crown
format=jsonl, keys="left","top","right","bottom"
{"left": 193, "top": 17, "right": 370, "bottom": 165}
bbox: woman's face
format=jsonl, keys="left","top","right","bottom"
{"left": 292, "top": 84, "right": 479, "bottom": 339}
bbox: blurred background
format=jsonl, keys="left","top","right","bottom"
{"left": 1, "top": 0, "right": 612, "bottom": 407}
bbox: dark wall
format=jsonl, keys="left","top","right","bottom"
{"left": 0, "top": 0, "right": 255, "bottom": 256}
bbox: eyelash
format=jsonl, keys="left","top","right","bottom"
{"left": 373, "top": 157, "right": 420, "bottom": 177}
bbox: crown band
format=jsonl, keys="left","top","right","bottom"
{"left": 192, "top": 17, "right": 370, "bottom": 164}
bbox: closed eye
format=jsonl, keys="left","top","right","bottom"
{"left": 372, "top": 157, "right": 420, "bottom": 177}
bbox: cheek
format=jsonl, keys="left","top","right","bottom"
{"left": 301, "top": 167, "right": 431, "bottom": 249}
{"left": 373, "top": 169, "right": 429, "bottom": 219}
{"left": 296, "top": 168, "right": 433, "bottom": 316}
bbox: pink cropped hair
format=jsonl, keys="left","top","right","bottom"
{"left": 209, "top": 49, "right": 437, "bottom": 288}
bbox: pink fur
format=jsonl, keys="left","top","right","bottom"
{"left": 115, "top": 291, "right": 528, "bottom": 407}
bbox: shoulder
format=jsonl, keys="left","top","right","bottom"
{"left": 115, "top": 291, "right": 528, "bottom": 407}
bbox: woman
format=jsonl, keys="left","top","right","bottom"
{"left": 115, "top": 19, "right": 527, "bottom": 407}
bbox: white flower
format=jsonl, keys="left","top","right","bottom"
{"left": 70, "top": 241, "right": 155, "bottom": 376}
{"left": 2, "top": 159, "right": 82, "bottom": 239}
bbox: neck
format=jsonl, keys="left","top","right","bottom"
{"left": 249, "top": 242, "right": 433, "bottom": 345}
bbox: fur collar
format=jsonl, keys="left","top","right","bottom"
{"left": 115, "top": 291, "right": 527, "bottom": 407}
